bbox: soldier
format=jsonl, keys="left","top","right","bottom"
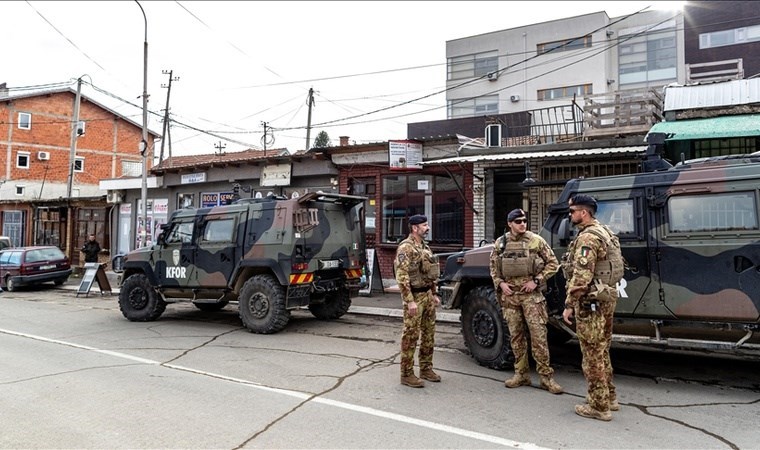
{"left": 394, "top": 214, "right": 441, "bottom": 388}
{"left": 562, "top": 194, "right": 619, "bottom": 421}
{"left": 81, "top": 234, "right": 102, "bottom": 264}
{"left": 489, "top": 208, "right": 563, "bottom": 394}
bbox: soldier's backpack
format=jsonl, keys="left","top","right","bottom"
{"left": 580, "top": 224, "right": 625, "bottom": 286}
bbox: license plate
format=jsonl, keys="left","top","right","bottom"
{"left": 40, "top": 265, "right": 56, "bottom": 270}
{"left": 319, "top": 259, "right": 340, "bottom": 269}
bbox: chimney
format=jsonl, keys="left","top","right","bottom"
{"left": 339, "top": 136, "right": 349, "bottom": 146}
{"left": 0, "top": 82, "right": 7, "bottom": 99}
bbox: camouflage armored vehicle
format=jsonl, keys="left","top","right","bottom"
{"left": 115, "top": 192, "right": 366, "bottom": 334}
{"left": 440, "top": 144, "right": 760, "bottom": 369}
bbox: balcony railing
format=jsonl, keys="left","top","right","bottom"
{"left": 582, "top": 87, "right": 664, "bottom": 139}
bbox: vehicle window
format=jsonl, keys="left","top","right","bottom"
{"left": 165, "top": 222, "right": 194, "bottom": 244}
{"left": 668, "top": 192, "right": 758, "bottom": 232}
{"left": 596, "top": 199, "right": 635, "bottom": 235}
{"left": 0, "top": 252, "right": 9, "bottom": 264}
{"left": 202, "top": 218, "right": 235, "bottom": 243}
{"left": 26, "top": 248, "right": 66, "bottom": 262}
{"left": 8, "top": 251, "right": 23, "bottom": 265}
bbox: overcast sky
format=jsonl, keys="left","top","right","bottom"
{"left": 2, "top": 1, "right": 684, "bottom": 157}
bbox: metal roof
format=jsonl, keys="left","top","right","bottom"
{"left": 421, "top": 146, "right": 647, "bottom": 165}
{"left": 647, "top": 114, "right": 760, "bottom": 141}
{"left": 664, "top": 79, "right": 760, "bottom": 112}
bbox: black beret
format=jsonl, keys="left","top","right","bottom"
{"left": 507, "top": 209, "right": 526, "bottom": 222}
{"left": 408, "top": 214, "right": 428, "bottom": 225}
{"left": 571, "top": 194, "right": 598, "bottom": 212}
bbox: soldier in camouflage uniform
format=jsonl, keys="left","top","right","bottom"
{"left": 489, "top": 209, "right": 563, "bottom": 394}
{"left": 562, "top": 195, "right": 619, "bottom": 421}
{"left": 394, "top": 214, "right": 441, "bottom": 388}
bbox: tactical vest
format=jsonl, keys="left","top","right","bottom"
{"left": 584, "top": 224, "right": 625, "bottom": 286}
{"left": 395, "top": 238, "right": 439, "bottom": 287}
{"left": 496, "top": 231, "right": 540, "bottom": 278}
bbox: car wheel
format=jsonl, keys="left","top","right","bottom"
{"left": 6, "top": 275, "right": 17, "bottom": 292}
{"left": 118, "top": 274, "right": 166, "bottom": 322}
{"left": 308, "top": 288, "right": 351, "bottom": 320}
{"left": 238, "top": 274, "right": 289, "bottom": 334}
{"left": 54, "top": 279, "right": 65, "bottom": 286}
{"left": 460, "top": 285, "right": 513, "bottom": 370}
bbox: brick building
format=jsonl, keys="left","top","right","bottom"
{"left": 0, "top": 84, "right": 158, "bottom": 266}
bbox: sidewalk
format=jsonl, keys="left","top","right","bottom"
{"left": 61, "top": 272, "right": 461, "bottom": 324}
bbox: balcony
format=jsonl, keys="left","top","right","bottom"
{"left": 582, "top": 88, "right": 664, "bottom": 140}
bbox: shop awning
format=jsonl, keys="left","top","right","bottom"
{"left": 421, "top": 146, "right": 646, "bottom": 165}
{"left": 647, "top": 115, "right": 760, "bottom": 141}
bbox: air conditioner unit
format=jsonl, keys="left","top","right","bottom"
{"left": 37, "top": 151, "right": 50, "bottom": 161}
{"left": 510, "top": 95, "right": 520, "bottom": 103}
{"left": 487, "top": 71, "right": 499, "bottom": 81}
{"left": 107, "top": 190, "right": 124, "bottom": 204}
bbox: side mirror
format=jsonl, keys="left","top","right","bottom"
{"left": 558, "top": 217, "right": 573, "bottom": 246}
{"left": 157, "top": 232, "right": 166, "bottom": 246}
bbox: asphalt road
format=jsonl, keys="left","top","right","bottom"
{"left": 1, "top": 286, "right": 758, "bottom": 449}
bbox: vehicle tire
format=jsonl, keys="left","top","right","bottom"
{"left": 118, "top": 274, "right": 166, "bottom": 322}
{"left": 308, "top": 288, "right": 351, "bottom": 320}
{"left": 6, "top": 275, "right": 17, "bottom": 292}
{"left": 238, "top": 274, "right": 289, "bottom": 334}
{"left": 460, "top": 285, "right": 513, "bottom": 370}
{"left": 193, "top": 301, "right": 229, "bottom": 312}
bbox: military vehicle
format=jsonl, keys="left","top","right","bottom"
{"left": 440, "top": 140, "right": 760, "bottom": 368}
{"left": 115, "top": 191, "right": 366, "bottom": 334}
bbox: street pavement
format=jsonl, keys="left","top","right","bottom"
{"left": 59, "top": 271, "right": 461, "bottom": 324}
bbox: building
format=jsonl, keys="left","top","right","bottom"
{"left": 100, "top": 148, "right": 339, "bottom": 255}
{"left": 0, "top": 84, "right": 158, "bottom": 265}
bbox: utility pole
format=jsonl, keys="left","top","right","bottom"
{"left": 66, "top": 77, "right": 82, "bottom": 199}
{"left": 214, "top": 141, "right": 226, "bottom": 156}
{"left": 136, "top": 0, "right": 150, "bottom": 249}
{"left": 305, "top": 87, "right": 315, "bottom": 151}
{"left": 261, "top": 121, "right": 269, "bottom": 155}
{"left": 159, "top": 69, "right": 179, "bottom": 163}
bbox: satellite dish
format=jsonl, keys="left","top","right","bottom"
{"left": 291, "top": 191, "right": 300, "bottom": 199}
{"left": 254, "top": 192, "right": 263, "bottom": 199}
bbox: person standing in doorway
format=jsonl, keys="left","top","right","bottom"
{"left": 489, "top": 208, "right": 563, "bottom": 394}
{"left": 394, "top": 214, "right": 441, "bottom": 388}
{"left": 81, "top": 234, "right": 101, "bottom": 264}
{"left": 562, "top": 194, "right": 619, "bottom": 421}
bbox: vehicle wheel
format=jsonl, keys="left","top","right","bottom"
{"left": 193, "top": 301, "right": 229, "bottom": 312}
{"left": 460, "top": 285, "right": 513, "bottom": 370}
{"left": 308, "top": 288, "right": 351, "bottom": 320}
{"left": 6, "top": 275, "right": 17, "bottom": 292}
{"left": 238, "top": 274, "right": 289, "bottom": 334}
{"left": 118, "top": 274, "right": 166, "bottom": 322}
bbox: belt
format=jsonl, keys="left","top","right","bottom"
{"left": 410, "top": 285, "right": 432, "bottom": 293}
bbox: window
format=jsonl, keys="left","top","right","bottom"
{"left": 2, "top": 211, "right": 25, "bottom": 247}
{"left": 447, "top": 95, "right": 498, "bottom": 119}
{"left": 668, "top": 192, "right": 758, "bottom": 232}
{"left": 537, "top": 35, "right": 592, "bottom": 55}
{"left": 202, "top": 218, "right": 235, "bottom": 243}
{"left": 619, "top": 22, "right": 677, "bottom": 86}
{"left": 693, "top": 138, "right": 759, "bottom": 158}
{"left": 448, "top": 50, "right": 498, "bottom": 80}
{"left": 350, "top": 178, "right": 377, "bottom": 233}
{"left": 17, "top": 152, "right": 30, "bottom": 169}
{"left": 74, "top": 157, "right": 84, "bottom": 172}
{"left": 15, "top": 186, "right": 25, "bottom": 196}
{"left": 17, "top": 112, "right": 31, "bottom": 130}
{"left": 700, "top": 24, "right": 760, "bottom": 49}
{"left": 178, "top": 193, "right": 195, "bottom": 209}
{"left": 596, "top": 200, "right": 635, "bottom": 235}
{"left": 381, "top": 173, "right": 464, "bottom": 245}
{"left": 77, "top": 120, "right": 86, "bottom": 136}
{"left": 122, "top": 160, "right": 142, "bottom": 177}
{"left": 537, "top": 84, "right": 592, "bottom": 101}
{"left": 165, "top": 221, "right": 195, "bottom": 244}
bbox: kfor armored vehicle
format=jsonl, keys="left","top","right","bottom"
{"left": 440, "top": 145, "right": 760, "bottom": 368}
{"left": 115, "top": 192, "right": 366, "bottom": 334}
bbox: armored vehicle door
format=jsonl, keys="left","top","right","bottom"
{"left": 156, "top": 217, "right": 196, "bottom": 289}
{"left": 653, "top": 185, "right": 760, "bottom": 323}
{"left": 195, "top": 209, "right": 246, "bottom": 289}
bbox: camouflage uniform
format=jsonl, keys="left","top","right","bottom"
{"left": 395, "top": 235, "right": 438, "bottom": 378}
{"left": 490, "top": 231, "right": 559, "bottom": 378}
{"left": 563, "top": 219, "right": 618, "bottom": 413}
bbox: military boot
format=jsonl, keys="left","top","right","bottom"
{"left": 539, "top": 376, "right": 563, "bottom": 394}
{"left": 504, "top": 372, "right": 531, "bottom": 388}
{"left": 586, "top": 396, "right": 620, "bottom": 411}
{"left": 400, "top": 374, "right": 425, "bottom": 388}
{"left": 574, "top": 404, "right": 612, "bottom": 422}
{"left": 419, "top": 368, "right": 441, "bottom": 382}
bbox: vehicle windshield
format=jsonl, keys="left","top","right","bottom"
{"left": 26, "top": 248, "right": 66, "bottom": 263}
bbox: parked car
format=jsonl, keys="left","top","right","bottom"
{"left": 0, "top": 236, "right": 12, "bottom": 250}
{"left": 0, "top": 246, "right": 72, "bottom": 291}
